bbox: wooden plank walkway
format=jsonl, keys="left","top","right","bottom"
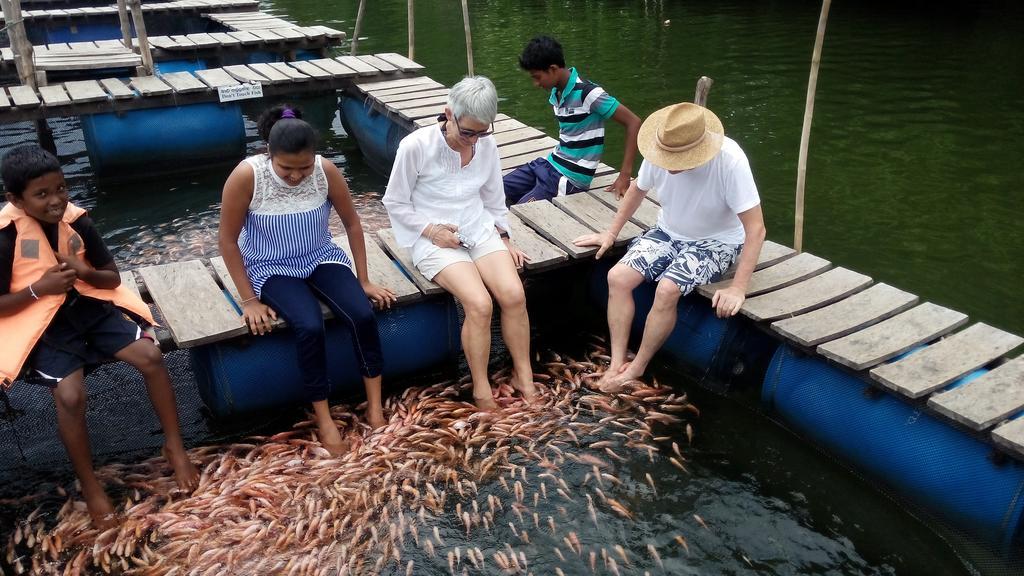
{"left": 118, "top": 69, "right": 1024, "bottom": 462}
{"left": 0, "top": 52, "right": 417, "bottom": 124}
{"left": 1, "top": 0, "right": 258, "bottom": 22}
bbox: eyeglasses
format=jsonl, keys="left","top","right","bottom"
{"left": 453, "top": 115, "right": 493, "bottom": 138}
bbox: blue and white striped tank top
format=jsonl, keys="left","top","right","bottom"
{"left": 240, "top": 154, "right": 352, "bottom": 297}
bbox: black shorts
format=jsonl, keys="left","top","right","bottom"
{"left": 24, "top": 299, "right": 145, "bottom": 387}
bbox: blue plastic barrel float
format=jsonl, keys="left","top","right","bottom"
{"left": 79, "top": 60, "right": 245, "bottom": 175}
{"left": 762, "top": 345, "right": 1024, "bottom": 550}
{"left": 189, "top": 297, "right": 461, "bottom": 418}
{"left": 337, "top": 96, "right": 411, "bottom": 177}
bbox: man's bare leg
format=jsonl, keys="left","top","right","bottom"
{"left": 599, "top": 264, "right": 646, "bottom": 390}
{"left": 606, "top": 278, "right": 683, "bottom": 390}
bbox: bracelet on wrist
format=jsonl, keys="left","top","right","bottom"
{"left": 28, "top": 283, "right": 39, "bottom": 300}
{"left": 240, "top": 296, "right": 259, "bottom": 305}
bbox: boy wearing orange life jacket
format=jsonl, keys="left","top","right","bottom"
{"left": 0, "top": 145, "right": 198, "bottom": 528}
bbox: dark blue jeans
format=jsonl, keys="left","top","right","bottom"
{"left": 503, "top": 157, "right": 585, "bottom": 204}
{"left": 260, "top": 263, "right": 383, "bottom": 403}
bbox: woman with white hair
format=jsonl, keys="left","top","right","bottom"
{"left": 383, "top": 76, "right": 537, "bottom": 410}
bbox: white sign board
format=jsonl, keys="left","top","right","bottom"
{"left": 218, "top": 82, "right": 264, "bottom": 103}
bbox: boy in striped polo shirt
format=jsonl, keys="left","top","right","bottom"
{"left": 504, "top": 36, "right": 641, "bottom": 204}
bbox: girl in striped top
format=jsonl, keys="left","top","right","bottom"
{"left": 218, "top": 105, "right": 395, "bottom": 455}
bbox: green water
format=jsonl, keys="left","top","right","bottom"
{"left": 3, "top": 0, "right": 1022, "bottom": 573}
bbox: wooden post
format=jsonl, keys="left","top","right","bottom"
{"left": 350, "top": 0, "right": 366, "bottom": 56}
{"left": 116, "top": 0, "right": 133, "bottom": 49}
{"left": 126, "top": 0, "right": 154, "bottom": 75}
{"left": 693, "top": 76, "right": 713, "bottom": 107}
{"left": 407, "top": 0, "right": 414, "bottom": 60}
{"left": 794, "top": 0, "right": 832, "bottom": 253}
{"left": 0, "top": 0, "right": 37, "bottom": 88}
{"left": 460, "top": 0, "right": 474, "bottom": 76}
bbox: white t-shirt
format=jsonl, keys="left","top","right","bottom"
{"left": 637, "top": 136, "right": 760, "bottom": 245}
{"left": 383, "top": 124, "right": 510, "bottom": 266}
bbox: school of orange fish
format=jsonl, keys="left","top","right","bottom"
{"left": 3, "top": 342, "right": 703, "bottom": 575}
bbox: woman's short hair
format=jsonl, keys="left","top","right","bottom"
{"left": 447, "top": 76, "right": 498, "bottom": 125}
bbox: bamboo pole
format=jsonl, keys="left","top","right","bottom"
{"left": 126, "top": 0, "right": 154, "bottom": 75}
{"left": 0, "top": 0, "right": 37, "bottom": 88}
{"left": 693, "top": 76, "right": 713, "bottom": 107}
{"left": 407, "top": 0, "right": 414, "bottom": 60}
{"left": 350, "top": 0, "right": 366, "bottom": 56}
{"left": 116, "top": 0, "right": 133, "bottom": 49}
{"left": 794, "top": 0, "right": 832, "bottom": 253}
{"left": 460, "top": 0, "right": 474, "bottom": 76}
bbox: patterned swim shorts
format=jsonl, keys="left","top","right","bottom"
{"left": 620, "top": 227, "right": 742, "bottom": 294}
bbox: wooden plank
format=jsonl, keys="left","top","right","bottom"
{"left": 376, "top": 229, "right": 444, "bottom": 296}
{"left": 870, "top": 323, "right": 1023, "bottom": 398}
{"left": 225, "top": 30, "right": 262, "bottom": 45}
{"left": 772, "top": 283, "right": 919, "bottom": 347}
{"left": 185, "top": 33, "right": 220, "bottom": 48}
{"left": 307, "top": 25, "right": 346, "bottom": 39}
{"left": 8, "top": 86, "right": 41, "bottom": 108}
{"left": 247, "top": 62, "right": 292, "bottom": 84}
{"left": 740, "top": 267, "right": 873, "bottom": 322}
{"left": 698, "top": 252, "right": 831, "bottom": 299}
{"left": 38, "top": 84, "right": 71, "bottom": 107}
{"left": 506, "top": 212, "right": 568, "bottom": 271}
{"left": 0, "top": 88, "right": 10, "bottom": 109}
{"left": 129, "top": 75, "right": 173, "bottom": 96}
{"left": 337, "top": 55, "right": 381, "bottom": 76}
{"left": 491, "top": 126, "right": 546, "bottom": 146}
{"left": 194, "top": 67, "right": 239, "bottom": 89}
{"left": 553, "top": 193, "right": 642, "bottom": 245}
{"left": 249, "top": 29, "right": 285, "bottom": 42}
{"left": 497, "top": 136, "right": 557, "bottom": 158}
{"left": 362, "top": 79, "right": 445, "bottom": 97}
{"left": 587, "top": 188, "right": 660, "bottom": 229}
{"left": 720, "top": 240, "right": 797, "bottom": 279}
{"left": 62, "top": 80, "right": 107, "bottom": 103}
{"left": 332, "top": 233, "right": 422, "bottom": 303}
{"left": 137, "top": 260, "right": 246, "bottom": 347}
{"left": 207, "top": 32, "right": 242, "bottom": 47}
{"left": 159, "top": 71, "right": 207, "bottom": 93}
{"left": 992, "top": 418, "right": 1024, "bottom": 460}
{"left": 222, "top": 64, "right": 270, "bottom": 84}
{"left": 306, "top": 58, "right": 357, "bottom": 78}
{"left": 929, "top": 357, "right": 1024, "bottom": 431}
{"left": 501, "top": 148, "right": 549, "bottom": 171}
{"left": 398, "top": 103, "right": 446, "bottom": 121}
{"left": 388, "top": 94, "right": 450, "bottom": 111}
{"left": 147, "top": 36, "right": 178, "bottom": 50}
{"left": 374, "top": 52, "right": 426, "bottom": 72}
{"left": 357, "top": 54, "right": 398, "bottom": 73}
{"left": 287, "top": 60, "right": 332, "bottom": 80}
{"left": 817, "top": 302, "right": 969, "bottom": 372}
{"left": 291, "top": 26, "right": 326, "bottom": 40}
{"left": 265, "top": 27, "right": 304, "bottom": 41}
{"left": 120, "top": 270, "right": 142, "bottom": 300}
{"left": 376, "top": 88, "right": 450, "bottom": 105}
{"left": 511, "top": 201, "right": 596, "bottom": 258}
{"left": 100, "top": 77, "right": 135, "bottom": 99}
{"left": 266, "top": 61, "right": 311, "bottom": 82}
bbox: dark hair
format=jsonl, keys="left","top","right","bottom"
{"left": 256, "top": 104, "right": 317, "bottom": 155}
{"left": 519, "top": 36, "right": 565, "bottom": 71}
{"left": 1, "top": 144, "right": 61, "bottom": 197}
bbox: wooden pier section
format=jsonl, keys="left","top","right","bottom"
{"left": 56, "top": 67, "right": 1024, "bottom": 464}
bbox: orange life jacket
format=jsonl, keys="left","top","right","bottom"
{"left": 0, "top": 202, "right": 155, "bottom": 387}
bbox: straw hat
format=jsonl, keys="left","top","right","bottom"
{"left": 638, "top": 102, "right": 724, "bottom": 171}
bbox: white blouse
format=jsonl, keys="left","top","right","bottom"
{"left": 383, "top": 123, "right": 511, "bottom": 265}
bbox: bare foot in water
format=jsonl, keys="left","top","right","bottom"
{"left": 162, "top": 444, "right": 199, "bottom": 492}
{"left": 511, "top": 370, "right": 539, "bottom": 403}
{"left": 473, "top": 393, "right": 499, "bottom": 411}
{"left": 598, "top": 361, "right": 643, "bottom": 394}
{"left": 317, "top": 422, "right": 349, "bottom": 456}
{"left": 83, "top": 488, "right": 118, "bottom": 529}
{"left": 366, "top": 408, "right": 386, "bottom": 431}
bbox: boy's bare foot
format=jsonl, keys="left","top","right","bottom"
{"left": 317, "top": 420, "right": 346, "bottom": 453}
{"left": 162, "top": 444, "right": 199, "bottom": 492}
{"left": 366, "top": 409, "right": 386, "bottom": 431}
{"left": 321, "top": 436, "right": 351, "bottom": 457}
{"left": 83, "top": 490, "right": 118, "bottom": 529}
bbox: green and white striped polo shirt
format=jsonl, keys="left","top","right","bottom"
{"left": 546, "top": 67, "right": 620, "bottom": 189}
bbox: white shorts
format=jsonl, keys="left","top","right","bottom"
{"left": 416, "top": 229, "right": 508, "bottom": 281}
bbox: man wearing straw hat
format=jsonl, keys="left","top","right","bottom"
{"left": 575, "top": 102, "right": 766, "bottom": 392}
